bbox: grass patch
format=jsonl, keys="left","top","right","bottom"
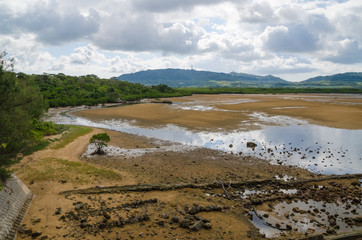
{"left": 18, "top": 157, "right": 121, "bottom": 184}
{"left": 52, "top": 125, "right": 93, "bottom": 149}
{"left": 21, "top": 140, "right": 52, "bottom": 157}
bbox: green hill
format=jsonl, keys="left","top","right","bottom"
{"left": 118, "top": 69, "right": 362, "bottom": 89}
{"left": 118, "top": 68, "right": 289, "bottom": 88}
{"left": 297, "top": 72, "right": 362, "bottom": 88}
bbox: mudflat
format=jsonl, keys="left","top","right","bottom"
{"left": 14, "top": 94, "right": 362, "bottom": 240}
{"left": 72, "top": 94, "right": 362, "bottom": 130}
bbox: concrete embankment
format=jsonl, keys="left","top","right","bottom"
{"left": 0, "top": 175, "right": 33, "bottom": 240}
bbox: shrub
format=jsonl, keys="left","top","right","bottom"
{"left": 89, "top": 133, "right": 110, "bottom": 155}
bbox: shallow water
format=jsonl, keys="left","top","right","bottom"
{"left": 258, "top": 199, "right": 362, "bottom": 235}
{"left": 47, "top": 107, "right": 362, "bottom": 175}
{"left": 249, "top": 211, "right": 281, "bottom": 238}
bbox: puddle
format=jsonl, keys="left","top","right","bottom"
{"left": 47, "top": 109, "right": 362, "bottom": 175}
{"left": 248, "top": 211, "right": 281, "bottom": 238}
{"left": 275, "top": 175, "right": 296, "bottom": 182}
{"left": 257, "top": 200, "right": 362, "bottom": 235}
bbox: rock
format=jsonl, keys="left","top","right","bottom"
{"left": 156, "top": 220, "right": 165, "bottom": 227}
{"left": 55, "top": 207, "right": 62, "bottom": 215}
{"left": 31, "top": 231, "right": 42, "bottom": 239}
{"left": 103, "top": 212, "right": 111, "bottom": 219}
{"left": 80, "top": 222, "right": 88, "bottom": 228}
{"left": 328, "top": 217, "right": 337, "bottom": 226}
{"left": 247, "top": 142, "right": 257, "bottom": 149}
{"left": 179, "top": 215, "right": 195, "bottom": 228}
{"left": 203, "top": 222, "right": 212, "bottom": 229}
{"left": 75, "top": 202, "right": 85, "bottom": 211}
{"left": 190, "top": 220, "right": 203, "bottom": 231}
{"left": 326, "top": 228, "right": 336, "bottom": 235}
{"left": 292, "top": 207, "right": 300, "bottom": 213}
{"left": 159, "top": 213, "right": 169, "bottom": 219}
{"left": 171, "top": 216, "right": 180, "bottom": 223}
{"left": 32, "top": 218, "right": 41, "bottom": 224}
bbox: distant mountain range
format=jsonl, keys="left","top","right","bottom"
{"left": 118, "top": 69, "right": 362, "bottom": 89}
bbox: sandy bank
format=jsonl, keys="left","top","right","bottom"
{"left": 72, "top": 94, "right": 362, "bottom": 130}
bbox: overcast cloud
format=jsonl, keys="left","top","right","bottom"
{"left": 1, "top": 0, "right": 361, "bottom": 81}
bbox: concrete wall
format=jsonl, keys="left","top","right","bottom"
{"left": 0, "top": 175, "right": 33, "bottom": 240}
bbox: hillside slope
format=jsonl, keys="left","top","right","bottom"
{"left": 118, "top": 68, "right": 289, "bottom": 88}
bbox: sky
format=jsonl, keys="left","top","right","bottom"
{"left": 1, "top": 0, "right": 362, "bottom": 82}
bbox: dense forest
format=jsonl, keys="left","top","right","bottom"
{"left": 31, "top": 73, "right": 188, "bottom": 107}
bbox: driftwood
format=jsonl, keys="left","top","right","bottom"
{"left": 215, "top": 178, "right": 232, "bottom": 200}
{"left": 59, "top": 173, "right": 362, "bottom": 196}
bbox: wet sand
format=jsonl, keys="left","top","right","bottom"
{"left": 72, "top": 94, "right": 362, "bottom": 130}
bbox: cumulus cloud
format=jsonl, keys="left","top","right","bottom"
{"left": 252, "top": 56, "right": 316, "bottom": 75}
{"left": 132, "top": 0, "right": 236, "bottom": 12}
{"left": 323, "top": 39, "right": 362, "bottom": 64}
{"left": 94, "top": 13, "right": 204, "bottom": 54}
{"left": 261, "top": 25, "right": 319, "bottom": 52}
{"left": 70, "top": 45, "right": 105, "bottom": 64}
{"left": 239, "top": 1, "right": 277, "bottom": 23}
{"left": 0, "top": 1, "right": 99, "bottom": 45}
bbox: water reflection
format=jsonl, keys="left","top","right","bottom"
{"left": 48, "top": 110, "right": 362, "bottom": 175}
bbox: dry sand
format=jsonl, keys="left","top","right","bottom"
{"left": 72, "top": 94, "right": 362, "bottom": 130}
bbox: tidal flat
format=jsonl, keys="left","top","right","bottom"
{"left": 16, "top": 94, "right": 361, "bottom": 240}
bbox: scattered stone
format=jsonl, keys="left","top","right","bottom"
{"left": 32, "top": 218, "right": 41, "bottom": 224}
{"left": 159, "top": 213, "right": 169, "bottom": 219}
{"left": 74, "top": 202, "right": 85, "bottom": 211}
{"left": 179, "top": 215, "right": 195, "bottom": 228}
{"left": 59, "top": 179, "right": 67, "bottom": 184}
{"left": 156, "top": 220, "right": 165, "bottom": 227}
{"left": 31, "top": 231, "right": 42, "bottom": 239}
{"left": 246, "top": 142, "right": 257, "bottom": 149}
{"left": 190, "top": 220, "right": 203, "bottom": 231}
{"left": 171, "top": 216, "right": 180, "bottom": 223}
{"left": 55, "top": 207, "right": 62, "bottom": 215}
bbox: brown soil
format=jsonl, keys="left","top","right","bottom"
{"left": 72, "top": 94, "right": 362, "bottom": 130}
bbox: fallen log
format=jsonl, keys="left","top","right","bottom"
{"left": 59, "top": 173, "right": 362, "bottom": 196}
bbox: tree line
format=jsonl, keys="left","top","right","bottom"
{"left": 30, "top": 73, "right": 188, "bottom": 107}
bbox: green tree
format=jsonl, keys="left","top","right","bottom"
{"left": 0, "top": 51, "right": 46, "bottom": 183}
{"left": 89, "top": 133, "right": 110, "bottom": 155}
